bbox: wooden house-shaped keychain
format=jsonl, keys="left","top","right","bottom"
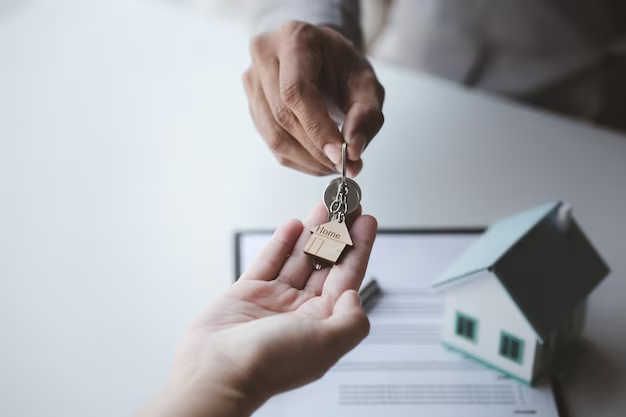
{"left": 433, "top": 201, "right": 610, "bottom": 385}
{"left": 304, "top": 220, "right": 353, "bottom": 265}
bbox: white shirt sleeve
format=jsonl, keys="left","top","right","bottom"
{"left": 250, "top": 0, "right": 362, "bottom": 49}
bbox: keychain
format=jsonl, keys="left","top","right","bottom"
{"left": 304, "top": 143, "right": 362, "bottom": 269}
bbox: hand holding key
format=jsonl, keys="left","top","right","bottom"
{"left": 134, "top": 204, "right": 377, "bottom": 417}
{"left": 243, "top": 21, "right": 385, "bottom": 177}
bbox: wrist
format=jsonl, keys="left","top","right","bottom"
{"left": 146, "top": 380, "right": 266, "bottom": 417}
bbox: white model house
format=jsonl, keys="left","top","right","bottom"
{"left": 434, "top": 202, "right": 609, "bottom": 385}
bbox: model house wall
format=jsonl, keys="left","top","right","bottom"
{"left": 441, "top": 271, "right": 537, "bottom": 383}
{"left": 533, "top": 299, "right": 587, "bottom": 377}
{"left": 570, "top": 299, "right": 587, "bottom": 339}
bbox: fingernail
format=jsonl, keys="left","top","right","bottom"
{"left": 324, "top": 143, "right": 341, "bottom": 165}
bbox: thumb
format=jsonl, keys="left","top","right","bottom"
{"left": 323, "top": 290, "right": 370, "bottom": 353}
{"left": 342, "top": 72, "right": 385, "bottom": 162}
{"left": 332, "top": 289, "right": 365, "bottom": 316}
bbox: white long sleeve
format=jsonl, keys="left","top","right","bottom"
{"left": 250, "top": 0, "right": 362, "bottom": 49}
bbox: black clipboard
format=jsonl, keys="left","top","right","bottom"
{"left": 234, "top": 228, "right": 568, "bottom": 417}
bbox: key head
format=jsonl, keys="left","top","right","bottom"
{"left": 323, "top": 177, "right": 362, "bottom": 216}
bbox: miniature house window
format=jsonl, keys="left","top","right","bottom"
{"left": 499, "top": 332, "right": 524, "bottom": 364}
{"left": 455, "top": 312, "right": 477, "bottom": 342}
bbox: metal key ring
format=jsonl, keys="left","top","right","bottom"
{"left": 332, "top": 201, "right": 348, "bottom": 215}
{"left": 330, "top": 199, "right": 347, "bottom": 213}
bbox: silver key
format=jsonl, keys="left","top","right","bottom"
{"left": 310, "top": 143, "right": 362, "bottom": 269}
{"left": 323, "top": 142, "right": 362, "bottom": 221}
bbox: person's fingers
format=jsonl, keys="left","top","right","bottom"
{"left": 317, "top": 289, "right": 370, "bottom": 359}
{"left": 345, "top": 159, "right": 363, "bottom": 178}
{"left": 342, "top": 71, "right": 385, "bottom": 161}
{"left": 332, "top": 290, "right": 368, "bottom": 321}
{"left": 321, "top": 215, "right": 378, "bottom": 301}
{"left": 256, "top": 53, "right": 337, "bottom": 173}
{"left": 249, "top": 101, "right": 329, "bottom": 176}
{"left": 246, "top": 70, "right": 336, "bottom": 176}
{"left": 277, "top": 26, "right": 345, "bottom": 166}
{"left": 276, "top": 201, "right": 329, "bottom": 288}
{"left": 242, "top": 68, "right": 255, "bottom": 99}
{"left": 303, "top": 206, "right": 362, "bottom": 295}
{"left": 250, "top": 98, "right": 331, "bottom": 176}
{"left": 255, "top": 100, "right": 333, "bottom": 175}
{"left": 274, "top": 155, "right": 332, "bottom": 177}
{"left": 343, "top": 104, "right": 384, "bottom": 161}
{"left": 239, "top": 219, "right": 304, "bottom": 281}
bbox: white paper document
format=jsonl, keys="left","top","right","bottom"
{"left": 237, "top": 231, "right": 561, "bottom": 417}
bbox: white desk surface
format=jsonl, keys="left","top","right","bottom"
{"left": 1, "top": 1, "right": 625, "bottom": 416}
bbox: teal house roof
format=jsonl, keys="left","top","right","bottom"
{"left": 434, "top": 202, "right": 560, "bottom": 287}
{"left": 434, "top": 201, "right": 610, "bottom": 342}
